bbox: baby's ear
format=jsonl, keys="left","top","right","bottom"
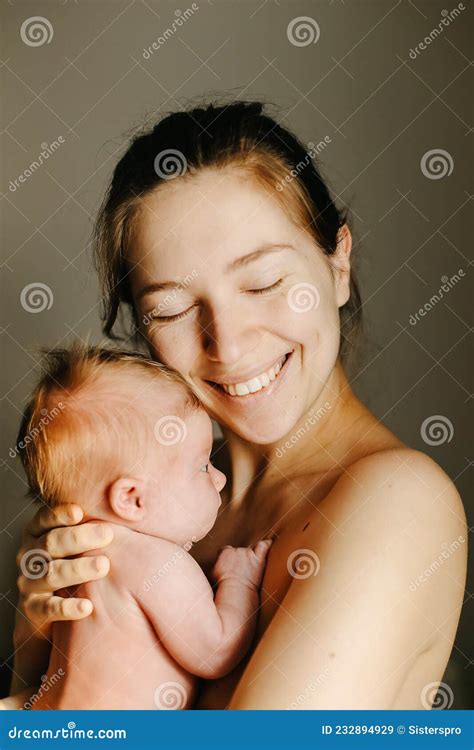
{"left": 107, "top": 477, "right": 148, "bottom": 522}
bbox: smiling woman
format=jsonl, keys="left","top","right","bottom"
{"left": 8, "top": 100, "right": 467, "bottom": 710}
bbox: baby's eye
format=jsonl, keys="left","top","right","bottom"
{"left": 200, "top": 463, "right": 210, "bottom": 473}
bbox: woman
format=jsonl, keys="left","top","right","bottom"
{"left": 7, "top": 101, "right": 467, "bottom": 709}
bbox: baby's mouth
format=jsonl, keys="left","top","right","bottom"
{"left": 205, "top": 352, "right": 293, "bottom": 398}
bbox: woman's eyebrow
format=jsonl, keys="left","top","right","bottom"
{"left": 226, "top": 243, "right": 296, "bottom": 272}
{"left": 137, "top": 280, "right": 181, "bottom": 300}
{"left": 137, "top": 243, "right": 296, "bottom": 300}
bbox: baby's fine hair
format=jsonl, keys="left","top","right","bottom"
{"left": 16, "top": 342, "right": 201, "bottom": 507}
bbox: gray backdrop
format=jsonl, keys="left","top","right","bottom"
{"left": 1, "top": 0, "right": 472, "bottom": 706}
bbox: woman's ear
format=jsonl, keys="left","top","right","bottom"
{"left": 107, "top": 477, "right": 148, "bottom": 522}
{"left": 329, "top": 224, "right": 352, "bottom": 308}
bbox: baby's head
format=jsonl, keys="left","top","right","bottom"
{"left": 17, "top": 344, "right": 226, "bottom": 544}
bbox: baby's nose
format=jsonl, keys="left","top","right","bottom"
{"left": 211, "top": 466, "right": 227, "bottom": 492}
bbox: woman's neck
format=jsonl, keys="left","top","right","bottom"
{"left": 220, "top": 359, "right": 369, "bottom": 508}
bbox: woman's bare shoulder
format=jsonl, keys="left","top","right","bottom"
{"left": 307, "top": 446, "right": 467, "bottom": 595}
{"left": 314, "top": 447, "right": 466, "bottom": 537}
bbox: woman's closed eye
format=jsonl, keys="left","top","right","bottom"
{"left": 146, "top": 278, "right": 285, "bottom": 324}
{"left": 148, "top": 304, "right": 197, "bottom": 324}
{"left": 199, "top": 463, "right": 210, "bottom": 473}
{"left": 245, "top": 278, "right": 284, "bottom": 295}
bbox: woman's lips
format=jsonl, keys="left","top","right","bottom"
{"left": 203, "top": 351, "right": 294, "bottom": 403}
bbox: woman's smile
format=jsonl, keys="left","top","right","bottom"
{"left": 201, "top": 350, "right": 295, "bottom": 404}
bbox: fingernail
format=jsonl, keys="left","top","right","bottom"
{"left": 69, "top": 506, "right": 82, "bottom": 523}
{"left": 95, "top": 524, "right": 106, "bottom": 538}
{"left": 79, "top": 600, "right": 91, "bottom": 614}
{"left": 94, "top": 556, "right": 108, "bottom": 572}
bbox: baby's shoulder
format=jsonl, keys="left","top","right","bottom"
{"left": 111, "top": 530, "right": 201, "bottom": 589}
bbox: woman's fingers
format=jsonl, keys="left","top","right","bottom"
{"left": 23, "top": 594, "right": 94, "bottom": 625}
{"left": 32, "top": 522, "right": 113, "bottom": 561}
{"left": 17, "top": 555, "right": 110, "bottom": 595}
{"left": 15, "top": 554, "right": 108, "bottom": 634}
{"left": 25, "top": 504, "right": 84, "bottom": 539}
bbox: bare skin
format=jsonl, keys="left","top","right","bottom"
{"left": 7, "top": 169, "right": 467, "bottom": 709}
{"left": 31, "top": 528, "right": 271, "bottom": 710}
{"left": 13, "top": 371, "right": 272, "bottom": 710}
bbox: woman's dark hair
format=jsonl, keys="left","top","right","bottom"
{"left": 93, "top": 99, "right": 362, "bottom": 362}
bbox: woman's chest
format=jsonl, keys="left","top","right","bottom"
{"left": 193, "top": 471, "right": 331, "bottom": 573}
{"left": 194, "top": 502, "right": 326, "bottom": 709}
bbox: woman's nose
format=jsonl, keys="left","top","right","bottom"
{"left": 203, "top": 304, "right": 260, "bottom": 364}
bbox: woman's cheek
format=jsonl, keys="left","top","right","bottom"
{"left": 146, "top": 324, "right": 195, "bottom": 371}
{"left": 268, "top": 285, "right": 322, "bottom": 339}
{"left": 281, "top": 280, "right": 341, "bottom": 356}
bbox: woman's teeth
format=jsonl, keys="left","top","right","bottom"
{"left": 220, "top": 354, "right": 287, "bottom": 396}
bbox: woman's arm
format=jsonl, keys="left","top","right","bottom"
{"left": 228, "top": 450, "right": 467, "bottom": 709}
{"left": 10, "top": 504, "right": 113, "bottom": 697}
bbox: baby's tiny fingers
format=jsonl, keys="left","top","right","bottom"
{"left": 253, "top": 539, "right": 273, "bottom": 558}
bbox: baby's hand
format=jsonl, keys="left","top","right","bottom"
{"left": 211, "top": 540, "right": 273, "bottom": 590}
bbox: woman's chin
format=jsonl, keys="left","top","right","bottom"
{"left": 218, "top": 411, "right": 300, "bottom": 447}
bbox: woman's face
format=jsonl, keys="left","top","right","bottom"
{"left": 129, "top": 169, "right": 351, "bottom": 445}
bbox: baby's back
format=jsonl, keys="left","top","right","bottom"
{"left": 32, "top": 527, "right": 196, "bottom": 710}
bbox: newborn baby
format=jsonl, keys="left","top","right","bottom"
{"left": 16, "top": 345, "right": 271, "bottom": 710}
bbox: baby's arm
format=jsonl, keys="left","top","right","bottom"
{"left": 134, "top": 540, "right": 271, "bottom": 679}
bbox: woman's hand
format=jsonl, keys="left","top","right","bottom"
{"left": 11, "top": 503, "right": 113, "bottom": 694}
